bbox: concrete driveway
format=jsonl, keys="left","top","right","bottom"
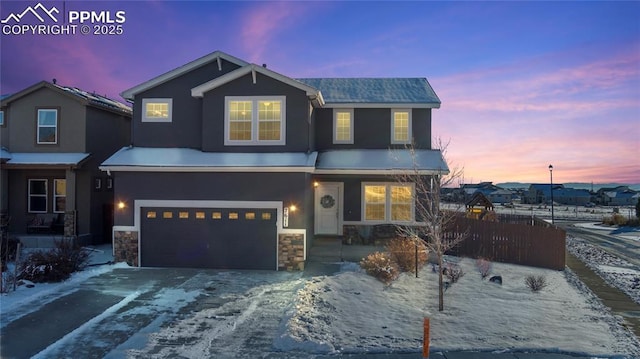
{"left": 1, "top": 267, "right": 308, "bottom": 359}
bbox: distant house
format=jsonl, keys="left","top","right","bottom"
{"left": 596, "top": 186, "right": 639, "bottom": 206}
{"left": 457, "top": 182, "right": 513, "bottom": 204}
{"left": 0, "top": 81, "right": 131, "bottom": 245}
{"left": 100, "top": 50, "right": 447, "bottom": 270}
{"left": 553, "top": 187, "right": 592, "bottom": 206}
{"left": 524, "top": 184, "right": 564, "bottom": 204}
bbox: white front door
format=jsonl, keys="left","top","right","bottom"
{"left": 314, "top": 183, "right": 341, "bottom": 235}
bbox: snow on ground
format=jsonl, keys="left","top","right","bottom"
{"left": 2, "top": 241, "right": 640, "bottom": 358}
{"left": 275, "top": 259, "right": 640, "bottom": 357}
{"left": 567, "top": 234, "right": 640, "bottom": 305}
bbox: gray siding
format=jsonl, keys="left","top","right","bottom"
{"left": 5, "top": 87, "right": 86, "bottom": 153}
{"left": 114, "top": 172, "right": 310, "bottom": 229}
{"left": 132, "top": 60, "right": 241, "bottom": 148}
{"left": 201, "top": 72, "right": 311, "bottom": 152}
{"left": 314, "top": 108, "right": 432, "bottom": 150}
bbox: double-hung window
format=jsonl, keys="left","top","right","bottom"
{"left": 28, "top": 179, "right": 48, "bottom": 213}
{"left": 142, "top": 98, "right": 172, "bottom": 122}
{"left": 333, "top": 109, "right": 353, "bottom": 144}
{"left": 362, "top": 183, "right": 414, "bottom": 222}
{"left": 37, "top": 109, "right": 58, "bottom": 144}
{"left": 225, "top": 96, "right": 285, "bottom": 145}
{"left": 391, "top": 109, "right": 411, "bottom": 144}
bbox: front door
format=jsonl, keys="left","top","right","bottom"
{"left": 314, "top": 183, "right": 341, "bottom": 235}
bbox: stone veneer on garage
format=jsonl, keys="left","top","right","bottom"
{"left": 278, "top": 233, "right": 305, "bottom": 271}
{"left": 114, "top": 230, "right": 139, "bottom": 266}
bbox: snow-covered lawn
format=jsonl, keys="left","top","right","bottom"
{"left": 2, "top": 241, "right": 640, "bottom": 358}
{"left": 276, "top": 259, "right": 640, "bottom": 357}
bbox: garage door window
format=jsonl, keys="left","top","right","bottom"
{"left": 212, "top": 212, "right": 222, "bottom": 219}
{"left": 163, "top": 211, "right": 173, "bottom": 219}
{"left": 147, "top": 211, "right": 157, "bottom": 218}
{"left": 229, "top": 212, "right": 239, "bottom": 219}
{"left": 196, "top": 211, "right": 205, "bottom": 219}
{"left": 245, "top": 212, "right": 256, "bottom": 220}
{"left": 179, "top": 211, "right": 189, "bottom": 219}
{"left": 262, "top": 212, "right": 272, "bottom": 220}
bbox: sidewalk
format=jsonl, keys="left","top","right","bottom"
{"left": 317, "top": 352, "right": 601, "bottom": 358}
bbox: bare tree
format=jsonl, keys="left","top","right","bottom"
{"left": 393, "top": 138, "right": 467, "bottom": 311}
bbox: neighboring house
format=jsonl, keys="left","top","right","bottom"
{"left": 100, "top": 50, "right": 447, "bottom": 270}
{"left": 553, "top": 187, "right": 592, "bottom": 206}
{"left": 524, "top": 184, "right": 564, "bottom": 204}
{"left": 0, "top": 81, "right": 131, "bottom": 245}
{"left": 596, "top": 186, "right": 639, "bottom": 206}
{"left": 456, "top": 182, "right": 513, "bottom": 204}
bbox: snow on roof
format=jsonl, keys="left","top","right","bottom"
{"left": 296, "top": 78, "right": 441, "bottom": 107}
{"left": 101, "top": 147, "right": 318, "bottom": 172}
{"left": 6, "top": 152, "right": 90, "bottom": 166}
{"left": 0, "top": 148, "right": 11, "bottom": 161}
{"left": 56, "top": 85, "right": 131, "bottom": 114}
{"left": 315, "top": 149, "right": 448, "bottom": 174}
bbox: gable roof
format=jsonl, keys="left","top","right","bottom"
{"left": 0, "top": 81, "right": 131, "bottom": 115}
{"left": 121, "top": 51, "right": 249, "bottom": 101}
{"left": 296, "top": 78, "right": 441, "bottom": 108}
{"left": 191, "top": 64, "right": 324, "bottom": 106}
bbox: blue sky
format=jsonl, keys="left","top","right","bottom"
{"left": 1, "top": 1, "right": 639, "bottom": 184}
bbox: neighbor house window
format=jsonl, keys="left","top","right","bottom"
{"left": 362, "top": 183, "right": 414, "bottom": 222}
{"left": 225, "top": 96, "right": 285, "bottom": 145}
{"left": 37, "top": 109, "right": 58, "bottom": 144}
{"left": 54, "top": 179, "right": 66, "bottom": 213}
{"left": 391, "top": 109, "right": 411, "bottom": 144}
{"left": 333, "top": 109, "right": 354, "bottom": 144}
{"left": 0, "top": 110, "right": 4, "bottom": 126}
{"left": 142, "top": 98, "right": 172, "bottom": 122}
{"left": 28, "top": 179, "right": 47, "bottom": 213}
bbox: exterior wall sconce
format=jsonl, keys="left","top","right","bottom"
{"left": 313, "top": 181, "right": 319, "bottom": 188}
{"left": 117, "top": 201, "right": 126, "bottom": 210}
{"left": 289, "top": 205, "right": 297, "bottom": 212}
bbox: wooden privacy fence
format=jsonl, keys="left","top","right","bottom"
{"left": 444, "top": 214, "right": 566, "bottom": 270}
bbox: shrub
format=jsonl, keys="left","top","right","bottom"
{"left": 444, "top": 262, "right": 465, "bottom": 283}
{"left": 386, "top": 237, "right": 427, "bottom": 274}
{"left": 602, "top": 213, "right": 628, "bottom": 226}
{"left": 524, "top": 275, "right": 548, "bottom": 292}
{"left": 476, "top": 258, "right": 492, "bottom": 279}
{"left": 1, "top": 236, "right": 20, "bottom": 272}
{"left": 18, "top": 240, "right": 90, "bottom": 283}
{"left": 360, "top": 252, "right": 400, "bottom": 285}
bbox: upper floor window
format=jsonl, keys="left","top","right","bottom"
{"left": 362, "top": 182, "right": 414, "bottom": 222}
{"left": 391, "top": 109, "right": 411, "bottom": 144}
{"left": 0, "top": 110, "right": 4, "bottom": 126}
{"left": 225, "top": 96, "right": 285, "bottom": 146}
{"left": 37, "top": 109, "right": 58, "bottom": 144}
{"left": 142, "top": 98, "right": 172, "bottom": 122}
{"left": 333, "top": 109, "right": 353, "bottom": 144}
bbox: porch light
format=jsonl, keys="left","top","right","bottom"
{"left": 313, "top": 181, "right": 319, "bottom": 188}
{"left": 289, "top": 205, "right": 297, "bottom": 212}
{"left": 117, "top": 201, "right": 126, "bottom": 210}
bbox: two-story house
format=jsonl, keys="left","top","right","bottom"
{"left": 0, "top": 81, "right": 131, "bottom": 245}
{"left": 100, "top": 51, "right": 447, "bottom": 270}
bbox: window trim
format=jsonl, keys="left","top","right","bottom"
{"left": 142, "top": 98, "right": 173, "bottom": 123}
{"left": 224, "top": 96, "right": 286, "bottom": 146}
{"left": 28, "top": 179, "right": 48, "bottom": 213}
{"left": 53, "top": 179, "right": 66, "bottom": 213}
{"left": 36, "top": 108, "right": 58, "bottom": 145}
{"left": 333, "top": 108, "right": 354, "bottom": 144}
{"left": 391, "top": 109, "right": 412, "bottom": 144}
{"left": 361, "top": 182, "right": 415, "bottom": 223}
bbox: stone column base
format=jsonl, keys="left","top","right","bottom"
{"left": 114, "top": 230, "right": 139, "bottom": 266}
{"left": 278, "top": 233, "right": 305, "bottom": 271}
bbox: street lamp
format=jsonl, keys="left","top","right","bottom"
{"left": 549, "top": 164, "right": 554, "bottom": 224}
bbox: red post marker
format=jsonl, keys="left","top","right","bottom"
{"left": 423, "top": 317, "right": 430, "bottom": 358}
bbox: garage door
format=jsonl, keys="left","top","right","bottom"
{"left": 140, "top": 207, "right": 277, "bottom": 269}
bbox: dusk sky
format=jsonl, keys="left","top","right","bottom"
{"left": 1, "top": 1, "right": 639, "bottom": 184}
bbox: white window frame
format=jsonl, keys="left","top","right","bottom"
{"left": 224, "top": 96, "right": 286, "bottom": 146}
{"left": 28, "top": 179, "right": 48, "bottom": 213}
{"left": 391, "top": 109, "right": 412, "bottom": 144}
{"left": 37, "top": 109, "right": 58, "bottom": 144}
{"left": 361, "top": 182, "right": 415, "bottom": 223}
{"left": 0, "top": 110, "right": 4, "bottom": 126}
{"left": 54, "top": 179, "right": 66, "bottom": 213}
{"left": 333, "top": 108, "right": 354, "bottom": 144}
{"left": 142, "top": 98, "right": 173, "bottom": 123}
